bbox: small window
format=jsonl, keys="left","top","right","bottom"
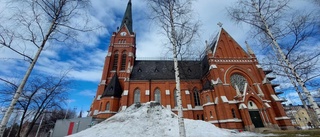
{"left": 232, "top": 108, "right": 236, "bottom": 118}
{"left": 134, "top": 89, "right": 140, "bottom": 103}
{"left": 99, "top": 102, "right": 102, "bottom": 111}
{"left": 193, "top": 89, "right": 201, "bottom": 106}
{"left": 249, "top": 102, "right": 253, "bottom": 107}
{"left": 210, "top": 111, "right": 212, "bottom": 116}
{"left": 154, "top": 89, "right": 161, "bottom": 103}
{"left": 112, "top": 51, "right": 119, "bottom": 70}
{"left": 138, "top": 68, "right": 142, "bottom": 72}
{"left": 206, "top": 95, "right": 210, "bottom": 103}
{"left": 105, "top": 102, "right": 110, "bottom": 111}
{"left": 197, "top": 115, "right": 200, "bottom": 120}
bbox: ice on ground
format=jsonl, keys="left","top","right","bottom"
{"left": 68, "top": 102, "right": 275, "bottom": 137}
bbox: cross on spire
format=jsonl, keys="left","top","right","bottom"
{"left": 217, "top": 22, "right": 223, "bottom": 28}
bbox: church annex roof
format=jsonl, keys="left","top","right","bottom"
{"left": 130, "top": 60, "right": 206, "bottom": 80}
{"left": 101, "top": 73, "right": 123, "bottom": 98}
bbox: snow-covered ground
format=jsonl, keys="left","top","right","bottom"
{"left": 68, "top": 102, "right": 275, "bottom": 137}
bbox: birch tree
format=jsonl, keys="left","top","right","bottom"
{"left": 147, "top": 0, "right": 199, "bottom": 136}
{"left": 0, "top": 0, "right": 96, "bottom": 136}
{"left": 0, "top": 73, "right": 70, "bottom": 137}
{"left": 228, "top": 0, "right": 320, "bottom": 119}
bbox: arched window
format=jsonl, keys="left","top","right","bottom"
{"left": 206, "top": 95, "right": 210, "bottom": 103}
{"left": 154, "top": 89, "right": 161, "bottom": 103}
{"left": 106, "top": 102, "right": 110, "bottom": 111}
{"left": 112, "top": 51, "right": 119, "bottom": 70}
{"left": 99, "top": 102, "right": 102, "bottom": 111}
{"left": 174, "top": 90, "right": 177, "bottom": 107}
{"left": 232, "top": 108, "right": 236, "bottom": 118}
{"left": 121, "top": 51, "right": 127, "bottom": 70}
{"left": 193, "top": 89, "right": 200, "bottom": 106}
{"left": 134, "top": 89, "right": 140, "bottom": 103}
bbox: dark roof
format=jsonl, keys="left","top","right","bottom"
{"left": 101, "top": 74, "right": 123, "bottom": 98}
{"left": 202, "top": 80, "right": 213, "bottom": 90}
{"left": 130, "top": 60, "right": 203, "bottom": 80}
{"left": 201, "top": 55, "right": 209, "bottom": 77}
{"left": 121, "top": 0, "right": 133, "bottom": 34}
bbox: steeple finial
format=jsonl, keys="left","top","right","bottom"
{"left": 245, "top": 41, "right": 255, "bottom": 55}
{"left": 121, "top": 0, "right": 133, "bottom": 34}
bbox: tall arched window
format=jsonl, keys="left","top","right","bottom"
{"left": 121, "top": 51, "right": 127, "bottom": 70}
{"left": 174, "top": 90, "right": 177, "bottom": 107}
{"left": 206, "top": 95, "right": 210, "bottom": 103}
{"left": 193, "top": 88, "right": 200, "bottom": 106}
{"left": 112, "top": 51, "right": 119, "bottom": 70}
{"left": 154, "top": 89, "right": 161, "bottom": 103}
{"left": 99, "top": 102, "right": 102, "bottom": 111}
{"left": 134, "top": 89, "right": 140, "bottom": 103}
{"left": 232, "top": 108, "right": 236, "bottom": 118}
{"left": 106, "top": 102, "right": 110, "bottom": 111}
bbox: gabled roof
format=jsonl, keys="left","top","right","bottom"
{"left": 210, "top": 28, "right": 251, "bottom": 58}
{"left": 120, "top": 0, "right": 133, "bottom": 34}
{"left": 130, "top": 60, "right": 204, "bottom": 80}
{"left": 101, "top": 74, "right": 123, "bottom": 98}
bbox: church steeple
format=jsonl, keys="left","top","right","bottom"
{"left": 121, "top": 0, "right": 133, "bottom": 34}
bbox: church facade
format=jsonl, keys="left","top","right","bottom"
{"left": 89, "top": 0, "right": 293, "bottom": 131}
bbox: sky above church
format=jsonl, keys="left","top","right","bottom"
{"left": 0, "top": 0, "right": 318, "bottom": 116}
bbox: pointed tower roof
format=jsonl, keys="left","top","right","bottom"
{"left": 120, "top": 0, "right": 133, "bottom": 34}
{"left": 101, "top": 73, "right": 123, "bottom": 98}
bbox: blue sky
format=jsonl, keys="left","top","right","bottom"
{"left": 0, "top": 0, "right": 319, "bottom": 116}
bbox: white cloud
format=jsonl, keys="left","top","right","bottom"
{"left": 78, "top": 90, "right": 96, "bottom": 97}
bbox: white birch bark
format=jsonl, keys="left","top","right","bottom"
{"left": 251, "top": 0, "right": 320, "bottom": 119}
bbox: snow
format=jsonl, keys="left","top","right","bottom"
{"left": 68, "top": 102, "right": 275, "bottom": 137}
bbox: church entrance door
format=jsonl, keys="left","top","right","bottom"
{"left": 249, "top": 110, "right": 264, "bottom": 128}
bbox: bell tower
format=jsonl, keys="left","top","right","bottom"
{"left": 90, "top": 0, "right": 136, "bottom": 118}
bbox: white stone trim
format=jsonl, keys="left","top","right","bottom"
{"left": 93, "top": 110, "right": 99, "bottom": 115}
{"left": 166, "top": 105, "right": 171, "bottom": 109}
{"left": 215, "top": 97, "right": 219, "bottom": 104}
{"left": 275, "top": 116, "right": 290, "bottom": 120}
{"left": 123, "top": 90, "right": 129, "bottom": 96}
{"left": 187, "top": 104, "right": 192, "bottom": 109}
{"left": 166, "top": 90, "right": 170, "bottom": 95}
{"left": 185, "top": 90, "right": 190, "bottom": 95}
{"left": 193, "top": 106, "right": 203, "bottom": 110}
{"left": 203, "top": 102, "right": 215, "bottom": 106}
{"left": 209, "top": 64, "right": 217, "bottom": 70}
{"left": 100, "top": 80, "right": 106, "bottom": 85}
{"left": 97, "top": 95, "right": 101, "bottom": 100}
{"left": 221, "top": 96, "right": 228, "bottom": 103}
{"left": 264, "top": 102, "right": 271, "bottom": 108}
{"left": 145, "top": 90, "right": 150, "bottom": 95}
{"left": 256, "top": 65, "right": 261, "bottom": 68}
{"left": 98, "top": 111, "right": 117, "bottom": 114}
{"left": 239, "top": 103, "right": 247, "bottom": 109}
{"left": 208, "top": 119, "right": 243, "bottom": 124}
{"left": 107, "top": 52, "right": 112, "bottom": 56}
{"left": 121, "top": 106, "right": 127, "bottom": 110}
{"left": 271, "top": 94, "right": 281, "bottom": 101}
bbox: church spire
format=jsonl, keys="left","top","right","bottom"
{"left": 121, "top": 0, "right": 133, "bottom": 34}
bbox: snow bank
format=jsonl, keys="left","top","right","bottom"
{"left": 68, "top": 102, "right": 273, "bottom": 137}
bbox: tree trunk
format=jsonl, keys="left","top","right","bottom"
{"left": 251, "top": 0, "right": 320, "bottom": 120}
{"left": 0, "top": 45, "right": 44, "bottom": 137}
{"left": 169, "top": 4, "right": 186, "bottom": 137}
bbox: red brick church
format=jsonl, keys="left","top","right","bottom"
{"left": 89, "top": 0, "right": 293, "bottom": 131}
